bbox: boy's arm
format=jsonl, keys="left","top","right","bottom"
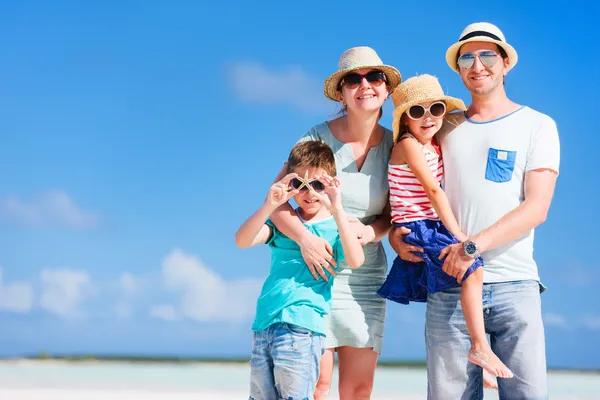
{"left": 235, "top": 203, "right": 276, "bottom": 248}
{"left": 236, "top": 173, "right": 299, "bottom": 248}
{"left": 332, "top": 208, "right": 364, "bottom": 269}
{"left": 399, "top": 139, "right": 467, "bottom": 242}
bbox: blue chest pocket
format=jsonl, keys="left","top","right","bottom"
{"left": 485, "top": 148, "right": 517, "bottom": 183}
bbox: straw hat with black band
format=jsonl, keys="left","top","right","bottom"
{"left": 445, "top": 22, "right": 519, "bottom": 73}
{"left": 324, "top": 46, "right": 402, "bottom": 101}
{"left": 391, "top": 74, "right": 466, "bottom": 143}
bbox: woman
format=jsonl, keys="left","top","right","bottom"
{"left": 270, "top": 46, "right": 401, "bottom": 400}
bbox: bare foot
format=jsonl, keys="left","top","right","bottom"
{"left": 468, "top": 344, "right": 513, "bottom": 379}
{"left": 483, "top": 370, "right": 498, "bottom": 390}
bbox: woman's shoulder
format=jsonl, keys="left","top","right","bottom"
{"left": 300, "top": 121, "right": 335, "bottom": 145}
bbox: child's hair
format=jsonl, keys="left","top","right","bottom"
{"left": 286, "top": 140, "right": 336, "bottom": 177}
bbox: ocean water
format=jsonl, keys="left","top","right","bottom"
{"left": 0, "top": 361, "right": 598, "bottom": 399}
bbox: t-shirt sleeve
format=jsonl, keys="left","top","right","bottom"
{"left": 264, "top": 219, "right": 277, "bottom": 246}
{"left": 297, "top": 124, "right": 323, "bottom": 144}
{"left": 526, "top": 116, "right": 560, "bottom": 174}
{"left": 332, "top": 236, "right": 346, "bottom": 266}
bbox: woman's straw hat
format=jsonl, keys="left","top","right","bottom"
{"left": 445, "top": 22, "right": 518, "bottom": 73}
{"left": 391, "top": 74, "right": 466, "bottom": 142}
{"left": 323, "top": 46, "right": 402, "bottom": 101}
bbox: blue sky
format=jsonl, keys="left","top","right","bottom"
{"left": 1, "top": 1, "right": 598, "bottom": 369}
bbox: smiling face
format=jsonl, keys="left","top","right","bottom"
{"left": 458, "top": 41, "right": 510, "bottom": 97}
{"left": 338, "top": 68, "right": 389, "bottom": 113}
{"left": 403, "top": 100, "right": 445, "bottom": 142}
{"left": 291, "top": 166, "right": 330, "bottom": 220}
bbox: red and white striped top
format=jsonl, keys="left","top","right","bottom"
{"left": 389, "top": 136, "right": 444, "bottom": 223}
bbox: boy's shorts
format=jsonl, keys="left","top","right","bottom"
{"left": 249, "top": 322, "right": 325, "bottom": 400}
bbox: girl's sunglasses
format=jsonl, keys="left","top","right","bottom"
{"left": 338, "top": 70, "right": 387, "bottom": 90}
{"left": 406, "top": 102, "right": 446, "bottom": 120}
{"left": 290, "top": 178, "right": 325, "bottom": 191}
{"left": 457, "top": 51, "right": 500, "bottom": 70}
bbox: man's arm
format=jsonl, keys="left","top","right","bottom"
{"left": 441, "top": 168, "right": 558, "bottom": 282}
{"left": 472, "top": 168, "right": 558, "bottom": 252}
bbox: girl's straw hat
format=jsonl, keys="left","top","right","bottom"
{"left": 391, "top": 74, "right": 466, "bottom": 142}
{"left": 323, "top": 46, "right": 402, "bottom": 101}
{"left": 445, "top": 22, "right": 518, "bottom": 73}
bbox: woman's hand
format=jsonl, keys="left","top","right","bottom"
{"left": 347, "top": 217, "right": 376, "bottom": 245}
{"left": 299, "top": 233, "right": 337, "bottom": 281}
{"left": 388, "top": 225, "right": 424, "bottom": 263}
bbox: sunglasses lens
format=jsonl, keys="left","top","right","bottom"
{"left": 311, "top": 181, "right": 325, "bottom": 191}
{"left": 290, "top": 178, "right": 303, "bottom": 190}
{"left": 430, "top": 102, "right": 446, "bottom": 118}
{"left": 342, "top": 73, "right": 362, "bottom": 87}
{"left": 365, "top": 71, "right": 386, "bottom": 85}
{"left": 457, "top": 53, "right": 475, "bottom": 69}
{"left": 479, "top": 52, "right": 499, "bottom": 67}
{"left": 408, "top": 105, "right": 425, "bottom": 120}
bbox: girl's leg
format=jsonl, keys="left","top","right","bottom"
{"left": 314, "top": 348, "right": 334, "bottom": 400}
{"left": 461, "top": 268, "right": 513, "bottom": 378}
{"left": 337, "top": 346, "right": 378, "bottom": 400}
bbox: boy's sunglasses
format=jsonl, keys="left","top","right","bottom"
{"left": 406, "top": 101, "right": 446, "bottom": 120}
{"left": 290, "top": 178, "right": 325, "bottom": 191}
{"left": 339, "top": 70, "right": 387, "bottom": 90}
{"left": 457, "top": 51, "right": 500, "bottom": 70}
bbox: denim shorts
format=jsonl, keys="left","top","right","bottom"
{"left": 249, "top": 322, "right": 325, "bottom": 400}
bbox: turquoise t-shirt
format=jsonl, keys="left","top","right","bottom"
{"left": 251, "top": 214, "right": 345, "bottom": 335}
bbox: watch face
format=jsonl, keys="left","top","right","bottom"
{"left": 465, "top": 242, "right": 477, "bottom": 255}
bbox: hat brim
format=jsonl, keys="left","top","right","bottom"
{"left": 324, "top": 65, "right": 402, "bottom": 101}
{"left": 392, "top": 96, "right": 467, "bottom": 142}
{"left": 445, "top": 37, "right": 518, "bottom": 73}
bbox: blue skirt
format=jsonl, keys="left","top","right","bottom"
{"left": 377, "top": 220, "right": 483, "bottom": 304}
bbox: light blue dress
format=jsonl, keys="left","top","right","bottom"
{"left": 300, "top": 122, "right": 392, "bottom": 353}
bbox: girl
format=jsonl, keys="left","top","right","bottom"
{"left": 378, "top": 74, "right": 513, "bottom": 380}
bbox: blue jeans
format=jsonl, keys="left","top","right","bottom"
{"left": 426, "top": 280, "right": 547, "bottom": 400}
{"left": 249, "top": 322, "right": 325, "bottom": 400}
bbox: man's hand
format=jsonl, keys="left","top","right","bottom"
{"left": 440, "top": 243, "right": 473, "bottom": 283}
{"left": 388, "top": 226, "right": 424, "bottom": 263}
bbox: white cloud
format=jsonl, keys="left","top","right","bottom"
{"left": 0, "top": 268, "right": 34, "bottom": 313}
{"left": 229, "top": 62, "right": 332, "bottom": 113}
{"left": 0, "top": 191, "right": 101, "bottom": 229}
{"left": 40, "top": 269, "right": 92, "bottom": 317}
{"left": 118, "top": 272, "right": 138, "bottom": 295}
{"left": 159, "top": 249, "right": 261, "bottom": 323}
{"left": 150, "top": 304, "right": 178, "bottom": 321}
{"left": 543, "top": 312, "right": 568, "bottom": 328}
{"left": 580, "top": 315, "right": 600, "bottom": 331}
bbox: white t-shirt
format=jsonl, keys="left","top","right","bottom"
{"left": 439, "top": 106, "right": 560, "bottom": 283}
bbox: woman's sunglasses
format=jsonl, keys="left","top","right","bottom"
{"left": 406, "top": 102, "right": 446, "bottom": 120}
{"left": 290, "top": 177, "right": 325, "bottom": 191}
{"left": 457, "top": 51, "right": 500, "bottom": 70}
{"left": 338, "top": 70, "right": 387, "bottom": 90}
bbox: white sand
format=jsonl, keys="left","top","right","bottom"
{"left": 0, "top": 389, "right": 249, "bottom": 400}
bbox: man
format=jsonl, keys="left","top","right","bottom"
{"left": 389, "top": 22, "right": 560, "bottom": 399}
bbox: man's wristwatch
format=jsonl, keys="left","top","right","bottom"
{"left": 463, "top": 239, "right": 481, "bottom": 258}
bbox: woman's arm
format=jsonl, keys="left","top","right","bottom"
{"left": 399, "top": 139, "right": 467, "bottom": 242}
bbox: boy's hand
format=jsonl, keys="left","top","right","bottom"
{"left": 308, "top": 173, "right": 342, "bottom": 213}
{"left": 265, "top": 173, "right": 299, "bottom": 208}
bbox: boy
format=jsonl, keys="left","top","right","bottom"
{"left": 235, "top": 140, "right": 364, "bottom": 400}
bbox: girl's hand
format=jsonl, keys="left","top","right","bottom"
{"left": 348, "top": 217, "right": 376, "bottom": 245}
{"left": 265, "top": 173, "right": 299, "bottom": 208}
{"left": 307, "top": 173, "right": 342, "bottom": 213}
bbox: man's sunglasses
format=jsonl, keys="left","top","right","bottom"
{"left": 339, "top": 70, "right": 387, "bottom": 90}
{"left": 457, "top": 51, "right": 500, "bottom": 70}
{"left": 290, "top": 177, "right": 325, "bottom": 191}
{"left": 406, "top": 101, "right": 446, "bottom": 120}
